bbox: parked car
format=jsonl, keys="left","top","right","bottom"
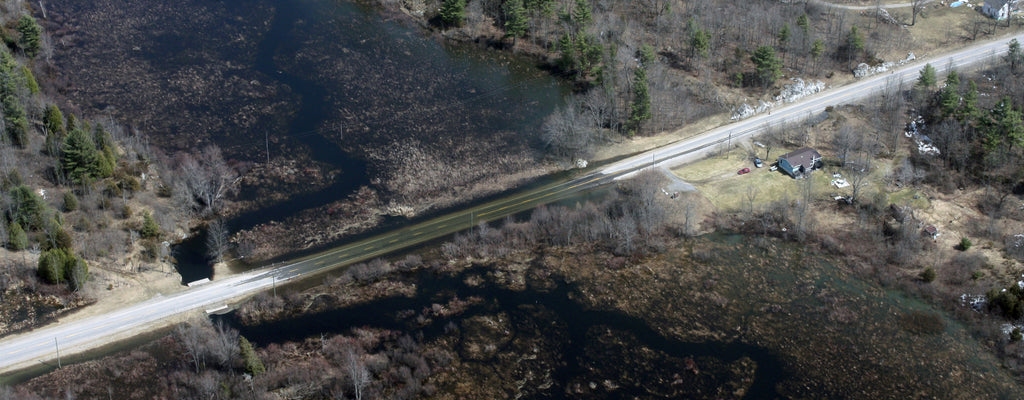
{"left": 754, "top": 158, "right": 764, "bottom": 168}
{"left": 738, "top": 167, "right": 751, "bottom": 175}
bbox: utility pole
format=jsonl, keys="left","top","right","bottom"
{"left": 272, "top": 275, "right": 276, "bottom": 298}
{"left": 54, "top": 337, "right": 61, "bottom": 369}
{"left": 265, "top": 130, "right": 270, "bottom": 165}
{"left": 727, "top": 131, "right": 733, "bottom": 157}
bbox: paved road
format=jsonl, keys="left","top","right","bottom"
{"left": 1, "top": 32, "right": 1022, "bottom": 376}
{"left": 811, "top": 0, "right": 933, "bottom": 11}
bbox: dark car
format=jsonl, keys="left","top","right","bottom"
{"left": 738, "top": 168, "right": 751, "bottom": 175}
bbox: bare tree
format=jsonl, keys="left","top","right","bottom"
{"left": 832, "top": 123, "right": 862, "bottom": 166}
{"left": 208, "top": 320, "right": 239, "bottom": 369}
{"left": 205, "top": 219, "right": 230, "bottom": 263}
{"left": 175, "top": 321, "right": 206, "bottom": 373}
{"left": 175, "top": 145, "right": 238, "bottom": 216}
{"left": 346, "top": 348, "right": 370, "bottom": 400}
{"left": 910, "top": 0, "right": 927, "bottom": 26}
{"left": 745, "top": 185, "right": 759, "bottom": 215}
{"left": 540, "top": 95, "right": 597, "bottom": 161}
{"left": 845, "top": 154, "right": 872, "bottom": 204}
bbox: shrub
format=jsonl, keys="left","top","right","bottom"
{"left": 988, "top": 285, "right": 1024, "bottom": 320}
{"left": 62, "top": 191, "right": 78, "bottom": 212}
{"left": 7, "top": 222, "right": 26, "bottom": 250}
{"left": 920, "top": 267, "right": 936, "bottom": 283}
{"left": 959, "top": 237, "right": 973, "bottom": 251}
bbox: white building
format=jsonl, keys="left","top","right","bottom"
{"left": 983, "top": 0, "right": 1017, "bottom": 20}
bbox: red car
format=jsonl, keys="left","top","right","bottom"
{"left": 738, "top": 168, "right": 751, "bottom": 175}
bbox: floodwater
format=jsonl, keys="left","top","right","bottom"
{"left": 216, "top": 266, "right": 788, "bottom": 398}
{"left": 135, "top": 0, "right": 572, "bottom": 281}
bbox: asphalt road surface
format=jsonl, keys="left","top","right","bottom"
{"left": 2, "top": 31, "right": 1022, "bottom": 376}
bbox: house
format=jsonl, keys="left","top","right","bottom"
{"left": 983, "top": 0, "right": 1017, "bottom": 20}
{"left": 923, "top": 225, "right": 940, "bottom": 239}
{"left": 777, "top": 147, "right": 822, "bottom": 178}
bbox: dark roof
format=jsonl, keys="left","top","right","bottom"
{"left": 924, "top": 225, "right": 938, "bottom": 234}
{"left": 778, "top": 147, "right": 822, "bottom": 170}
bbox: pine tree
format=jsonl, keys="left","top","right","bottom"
{"left": 503, "top": 0, "right": 529, "bottom": 46}
{"left": 918, "top": 63, "right": 937, "bottom": 88}
{"left": 141, "top": 210, "right": 160, "bottom": 239}
{"left": 960, "top": 80, "right": 979, "bottom": 121}
{"left": 16, "top": 15, "right": 41, "bottom": 58}
{"left": 778, "top": 24, "right": 791, "bottom": 47}
{"left": 797, "top": 14, "right": 809, "bottom": 35}
{"left": 750, "top": 45, "right": 782, "bottom": 87}
{"left": 1009, "top": 39, "right": 1023, "bottom": 74}
{"left": 939, "top": 71, "right": 961, "bottom": 117}
{"left": 61, "top": 127, "right": 99, "bottom": 185}
{"left": 628, "top": 66, "right": 651, "bottom": 137}
{"left": 438, "top": 0, "right": 466, "bottom": 27}
{"left": 690, "top": 28, "right": 711, "bottom": 59}
{"left": 846, "top": 26, "right": 863, "bottom": 61}
{"left": 240, "top": 336, "right": 265, "bottom": 376}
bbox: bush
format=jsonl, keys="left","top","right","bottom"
{"left": 988, "top": 285, "right": 1024, "bottom": 320}
{"left": 920, "top": 267, "right": 936, "bottom": 283}
{"left": 959, "top": 237, "right": 973, "bottom": 251}
{"left": 7, "top": 222, "right": 26, "bottom": 250}
{"left": 62, "top": 191, "right": 78, "bottom": 212}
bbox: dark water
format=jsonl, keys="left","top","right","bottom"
{"left": 171, "top": 0, "right": 569, "bottom": 282}
{"left": 217, "top": 267, "right": 787, "bottom": 398}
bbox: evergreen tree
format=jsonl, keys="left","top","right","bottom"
{"left": 503, "top": 0, "right": 529, "bottom": 46}
{"left": 44, "top": 104, "right": 64, "bottom": 136}
{"left": 141, "top": 210, "right": 160, "bottom": 239}
{"left": 846, "top": 26, "right": 864, "bottom": 61}
{"left": 61, "top": 127, "right": 99, "bottom": 185}
{"left": 37, "top": 248, "right": 68, "bottom": 284}
{"left": 810, "top": 39, "right": 824, "bottom": 60}
{"left": 572, "top": 0, "right": 592, "bottom": 27}
{"left": 750, "top": 45, "right": 782, "bottom": 87}
{"left": 690, "top": 28, "right": 711, "bottom": 59}
{"left": 438, "top": 0, "right": 466, "bottom": 27}
{"left": 1009, "top": 39, "right": 1023, "bottom": 73}
{"left": 21, "top": 66, "right": 37, "bottom": 94}
{"left": 62, "top": 191, "right": 78, "bottom": 212}
{"left": 7, "top": 222, "right": 26, "bottom": 250}
{"left": 628, "top": 66, "right": 651, "bottom": 137}
{"left": 918, "top": 63, "right": 937, "bottom": 88}
{"left": 638, "top": 43, "right": 655, "bottom": 67}
{"left": 777, "top": 23, "right": 791, "bottom": 47}
{"left": 960, "top": 80, "right": 979, "bottom": 121}
{"left": 9, "top": 185, "right": 45, "bottom": 230}
{"left": 797, "top": 14, "right": 809, "bottom": 35}
{"left": 66, "top": 255, "right": 88, "bottom": 292}
{"left": 16, "top": 15, "right": 41, "bottom": 58}
{"left": 939, "top": 71, "right": 961, "bottom": 117}
{"left": 240, "top": 336, "right": 265, "bottom": 376}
